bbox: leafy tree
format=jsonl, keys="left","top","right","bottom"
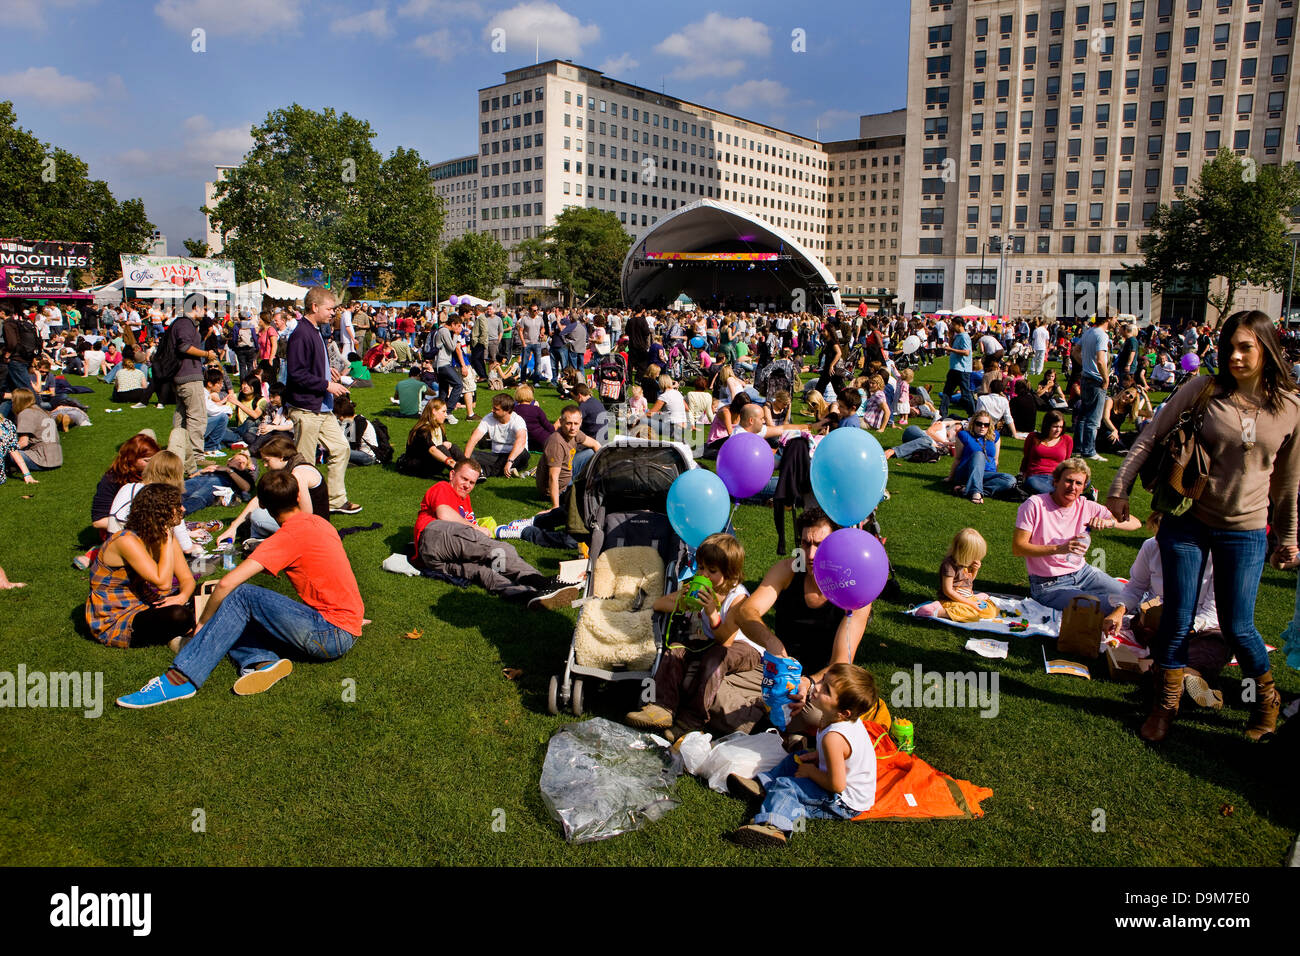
{"left": 206, "top": 104, "right": 442, "bottom": 292}
{"left": 0, "top": 100, "right": 154, "bottom": 282}
{"left": 183, "top": 238, "right": 210, "bottom": 258}
{"left": 430, "top": 231, "right": 509, "bottom": 300}
{"left": 516, "top": 207, "right": 632, "bottom": 306}
{"left": 1129, "top": 149, "right": 1300, "bottom": 320}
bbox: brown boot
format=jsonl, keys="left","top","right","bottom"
{"left": 1140, "top": 666, "right": 1185, "bottom": 742}
{"left": 1244, "top": 671, "right": 1280, "bottom": 742}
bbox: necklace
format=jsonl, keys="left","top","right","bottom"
{"left": 1230, "top": 391, "right": 1261, "bottom": 451}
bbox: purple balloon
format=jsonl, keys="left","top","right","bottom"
{"left": 812, "top": 528, "right": 890, "bottom": 611}
{"left": 1181, "top": 352, "right": 1201, "bottom": 373}
{"left": 716, "top": 431, "right": 775, "bottom": 499}
{"left": 448, "top": 295, "right": 459, "bottom": 306}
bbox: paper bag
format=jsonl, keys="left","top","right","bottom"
{"left": 1058, "top": 595, "right": 1105, "bottom": 657}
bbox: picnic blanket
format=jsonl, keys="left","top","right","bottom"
{"left": 907, "top": 594, "right": 1060, "bottom": 638}
{"left": 853, "top": 721, "right": 992, "bottom": 822}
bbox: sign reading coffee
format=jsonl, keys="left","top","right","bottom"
{"left": 0, "top": 239, "right": 93, "bottom": 298}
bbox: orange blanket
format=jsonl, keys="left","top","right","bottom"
{"left": 851, "top": 721, "right": 993, "bottom": 821}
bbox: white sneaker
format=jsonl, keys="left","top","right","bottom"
{"left": 1087, "top": 453, "right": 1107, "bottom": 462}
{"left": 131, "top": 403, "right": 147, "bottom": 409}
{"left": 445, "top": 414, "right": 458, "bottom": 425}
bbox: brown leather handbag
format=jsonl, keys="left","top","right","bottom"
{"left": 1138, "top": 378, "right": 1215, "bottom": 515}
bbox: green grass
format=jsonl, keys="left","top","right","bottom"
{"left": 1, "top": 359, "right": 1296, "bottom": 866}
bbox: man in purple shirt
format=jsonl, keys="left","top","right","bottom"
{"left": 286, "top": 288, "right": 361, "bottom": 515}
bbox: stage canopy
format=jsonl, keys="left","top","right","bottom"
{"left": 621, "top": 199, "right": 840, "bottom": 314}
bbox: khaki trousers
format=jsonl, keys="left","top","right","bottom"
{"left": 289, "top": 407, "right": 349, "bottom": 510}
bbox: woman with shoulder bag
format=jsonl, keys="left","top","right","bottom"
{"left": 1106, "top": 311, "right": 1300, "bottom": 742}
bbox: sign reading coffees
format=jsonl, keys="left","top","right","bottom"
{"left": 0, "top": 238, "right": 93, "bottom": 297}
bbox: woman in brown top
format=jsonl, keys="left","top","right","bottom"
{"left": 1107, "top": 311, "right": 1300, "bottom": 742}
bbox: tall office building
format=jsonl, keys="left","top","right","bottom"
{"left": 432, "top": 154, "right": 479, "bottom": 243}
{"left": 824, "top": 110, "right": 907, "bottom": 307}
{"left": 900, "top": 0, "right": 1300, "bottom": 323}
{"left": 473, "top": 59, "right": 831, "bottom": 272}
{"left": 203, "top": 165, "right": 236, "bottom": 255}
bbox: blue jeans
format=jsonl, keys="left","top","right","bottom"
{"left": 954, "top": 450, "right": 1016, "bottom": 499}
{"left": 1076, "top": 376, "right": 1106, "bottom": 457}
{"left": 892, "top": 425, "right": 937, "bottom": 460}
{"left": 1029, "top": 563, "right": 1125, "bottom": 612}
{"left": 568, "top": 348, "right": 586, "bottom": 372}
{"left": 437, "top": 364, "right": 465, "bottom": 414}
{"left": 183, "top": 474, "right": 224, "bottom": 513}
{"left": 572, "top": 446, "right": 595, "bottom": 480}
{"left": 1155, "top": 511, "right": 1270, "bottom": 675}
{"left": 549, "top": 345, "right": 567, "bottom": 381}
{"left": 174, "top": 583, "right": 355, "bottom": 689}
{"left": 1024, "top": 473, "right": 1055, "bottom": 495}
{"left": 940, "top": 369, "right": 974, "bottom": 417}
{"left": 524, "top": 343, "right": 545, "bottom": 382}
{"left": 204, "top": 415, "right": 242, "bottom": 452}
{"left": 753, "top": 754, "right": 857, "bottom": 834}
{"left": 5, "top": 359, "right": 32, "bottom": 393}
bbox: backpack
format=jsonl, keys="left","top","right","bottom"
{"left": 151, "top": 321, "right": 184, "bottom": 384}
{"left": 236, "top": 321, "right": 255, "bottom": 349}
{"left": 356, "top": 413, "right": 394, "bottom": 464}
{"left": 6, "top": 317, "right": 40, "bottom": 361}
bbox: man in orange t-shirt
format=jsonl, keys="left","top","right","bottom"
{"left": 117, "top": 468, "right": 364, "bottom": 708}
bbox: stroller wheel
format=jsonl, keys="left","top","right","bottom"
{"left": 571, "top": 679, "right": 585, "bottom": 717}
{"left": 547, "top": 675, "right": 560, "bottom": 715}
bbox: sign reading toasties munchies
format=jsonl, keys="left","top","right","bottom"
{"left": 0, "top": 238, "right": 93, "bottom": 296}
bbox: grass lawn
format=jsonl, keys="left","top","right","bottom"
{"left": 1, "top": 356, "right": 1296, "bottom": 866}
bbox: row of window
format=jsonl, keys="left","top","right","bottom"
{"left": 919, "top": 233, "right": 1141, "bottom": 257}
{"left": 481, "top": 88, "right": 545, "bottom": 111}
{"left": 944, "top": 0, "right": 1264, "bottom": 41}
{"left": 479, "top": 134, "right": 543, "bottom": 157}
{"left": 832, "top": 155, "right": 902, "bottom": 170}
{"left": 956, "top": 200, "right": 1158, "bottom": 225}
{"left": 481, "top": 111, "right": 544, "bottom": 134}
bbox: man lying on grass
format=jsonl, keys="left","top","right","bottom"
{"left": 116, "top": 468, "right": 364, "bottom": 708}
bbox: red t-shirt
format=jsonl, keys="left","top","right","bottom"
{"left": 250, "top": 512, "right": 364, "bottom": 635}
{"left": 1021, "top": 433, "right": 1074, "bottom": 477}
{"left": 414, "top": 481, "right": 476, "bottom": 545}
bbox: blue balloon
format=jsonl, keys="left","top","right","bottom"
{"left": 666, "top": 468, "right": 731, "bottom": 549}
{"left": 809, "top": 428, "right": 888, "bottom": 527}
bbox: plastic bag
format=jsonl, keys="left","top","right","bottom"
{"left": 675, "top": 731, "right": 713, "bottom": 775}
{"left": 539, "top": 717, "right": 683, "bottom": 844}
{"left": 760, "top": 651, "right": 802, "bottom": 732}
{"left": 699, "top": 729, "right": 789, "bottom": 794}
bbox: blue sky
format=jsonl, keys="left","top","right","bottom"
{"left": 0, "top": 0, "right": 910, "bottom": 255}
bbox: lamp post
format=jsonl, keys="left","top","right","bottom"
{"left": 979, "top": 239, "right": 988, "bottom": 312}
{"left": 997, "top": 232, "right": 1017, "bottom": 319}
{"left": 1286, "top": 233, "right": 1300, "bottom": 322}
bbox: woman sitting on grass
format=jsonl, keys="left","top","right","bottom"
{"left": 9, "top": 388, "right": 62, "bottom": 474}
{"left": 111, "top": 358, "right": 150, "bottom": 405}
{"left": 86, "top": 483, "right": 196, "bottom": 650}
{"left": 217, "top": 436, "right": 327, "bottom": 544}
{"left": 107, "top": 450, "right": 202, "bottom": 558}
{"left": 397, "top": 398, "right": 462, "bottom": 479}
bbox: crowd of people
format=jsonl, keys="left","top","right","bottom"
{"left": 3, "top": 290, "right": 1299, "bottom": 850}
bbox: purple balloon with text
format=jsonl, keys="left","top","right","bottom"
{"left": 812, "top": 528, "right": 889, "bottom": 611}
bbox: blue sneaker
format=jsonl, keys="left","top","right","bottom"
{"left": 116, "top": 674, "right": 198, "bottom": 709}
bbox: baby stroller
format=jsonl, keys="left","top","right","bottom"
{"left": 548, "top": 436, "right": 698, "bottom": 716}
{"left": 594, "top": 352, "right": 629, "bottom": 407}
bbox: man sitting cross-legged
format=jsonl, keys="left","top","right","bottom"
{"left": 116, "top": 468, "right": 364, "bottom": 708}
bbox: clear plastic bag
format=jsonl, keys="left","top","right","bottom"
{"left": 539, "top": 718, "right": 683, "bottom": 844}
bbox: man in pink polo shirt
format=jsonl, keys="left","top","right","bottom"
{"left": 1011, "top": 456, "right": 1141, "bottom": 625}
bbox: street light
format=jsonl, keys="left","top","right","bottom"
{"left": 1285, "top": 233, "right": 1300, "bottom": 322}
{"left": 997, "top": 232, "right": 1018, "bottom": 318}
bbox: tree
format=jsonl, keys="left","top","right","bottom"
{"left": 516, "top": 207, "right": 632, "bottom": 306}
{"left": 1129, "top": 149, "right": 1300, "bottom": 321}
{"left": 0, "top": 100, "right": 154, "bottom": 282}
{"left": 205, "top": 104, "right": 442, "bottom": 292}
{"left": 183, "top": 238, "right": 210, "bottom": 258}
{"left": 433, "top": 231, "right": 509, "bottom": 300}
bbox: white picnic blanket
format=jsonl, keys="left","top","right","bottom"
{"left": 907, "top": 594, "right": 1061, "bottom": 638}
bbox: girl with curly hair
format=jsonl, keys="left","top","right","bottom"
{"left": 86, "top": 483, "right": 196, "bottom": 649}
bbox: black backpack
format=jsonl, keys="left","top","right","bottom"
{"left": 6, "top": 317, "right": 40, "bottom": 361}
{"left": 151, "top": 321, "right": 184, "bottom": 384}
{"left": 356, "top": 413, "right": 394, "bottom": 464}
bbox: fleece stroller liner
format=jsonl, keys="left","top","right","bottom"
{"left": 573, "top": 545, "right": 666, "bottom": 671}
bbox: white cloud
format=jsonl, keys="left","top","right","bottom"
{"left": 154, "top": 0, "right": 305, "bottom": 38}
{"left": 413, "top": 29, "right": 457, "bottom": 62}
{"left": 331, "top": 5, "right": 394, "bottom": 39}
{"left": 655, "top": 14, "right": 771, "bottom": 79}
{"left": 114, "top": 115, "right": 253, "bottom": 176}
{"left": 0, "top": 66, "right": 99, "bottom": 107}
{"left": 597, "top": 53, "right": 639, "bottom": 77}
{"left": 718, "top": 79, "right": 789, "bottom": 113}
{"left": 399, "top": 0, "right": 486, "bottom": 17}
{"left": 8, "top": 0, "right": 95, "bottom": 31}
{"left": 484, "top": 2, "right": 600, "bottom": 59}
